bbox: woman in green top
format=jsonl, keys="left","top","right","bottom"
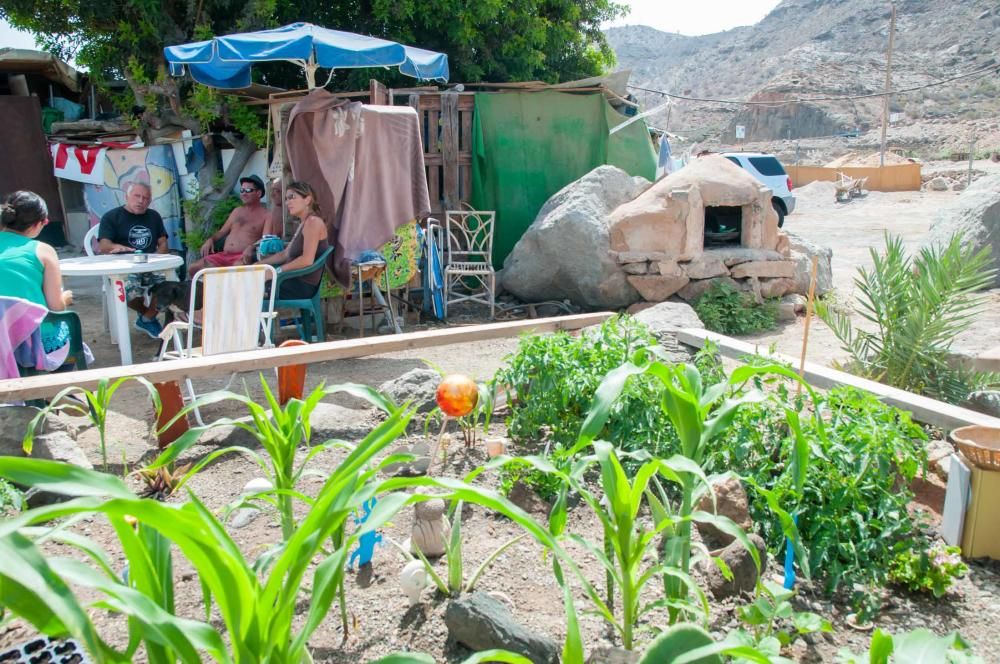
{"left": 0, "top": 191, "right": 74, "bottom": 351}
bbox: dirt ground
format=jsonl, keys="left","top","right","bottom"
{"left": 5, "top": 184, "right": 1000, "bottom": 661}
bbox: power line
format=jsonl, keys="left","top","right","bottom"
{"left": 627, "top": 62, "right": 1000, "bottom": 107}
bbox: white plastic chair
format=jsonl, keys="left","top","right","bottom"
{"left": 83, "top": 225, "right": 111, "bottom": 332}
{"left": 440, "top": 209, "right": 496, "bottom": 319}
{"left": 157, "top": 264, "right": 277, "bottom": 425}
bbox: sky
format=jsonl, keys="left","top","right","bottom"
{"left": 607, "top": 0, "right": 782, "bottom": 35}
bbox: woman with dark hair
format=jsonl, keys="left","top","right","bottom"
{"left": 0, "top": 191, "right": 76, "bottom": 354}
{"left": 255, "top": 181, "right": 329, "bottom": 299}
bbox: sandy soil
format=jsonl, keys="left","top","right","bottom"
{"left": 4, "top": 186, "right": 1000, "bottom": 661}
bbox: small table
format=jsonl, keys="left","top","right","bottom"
{"left": 60, "top": 254, "right": 183, "bottom": 365}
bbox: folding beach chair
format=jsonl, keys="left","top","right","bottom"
{"left": 157, "top": 264, "right": 277, "bottom": 425}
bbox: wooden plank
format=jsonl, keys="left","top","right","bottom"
{"left": 427, "top": 163, "right": 440, "bottom": 209}
{"left": 368, "top": 79, "right": 388, "bottom": 105}
{"left": 441, "top": 92, "right": 460, "bottom": 211}
{"left": 0, "top": 314, "right": 614, "bottom": 402}
{"left": 459, "top": 108, "right": 471, "bottom": 153}
{"left": 427, "top": 110, "right": 440, "bottom": 152}
{"left": 460, "top": 164, "right": 472, "bottom": 202}
{"left": 677, "top": 328, "right": 1000, "bottom": 431}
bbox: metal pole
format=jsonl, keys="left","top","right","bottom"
{"left": 879, "top": 2, "right": 897, "bottom": 168}
{"left": 968, "top": 137, "right": 975, "bottom": 187}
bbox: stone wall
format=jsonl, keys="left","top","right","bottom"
{"left": 607, "top": 155, "right": 801, "bottom": 303}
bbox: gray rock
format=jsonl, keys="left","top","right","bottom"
{"left": 924, "top": 174, "right": 1000, "bottom": 288}
{"left": 377, "top": 369, "right": 441, "bottom": 414}
{"left": 704, "top": 533, "right": 768, "bottom": 599}
{"left": 0, "top": 406, "right": 91, "bottom": 470}
{"left": 632, "top": 300, "right": 704, "bottom": 335}
{"left": 695, "top": 475, "right": 752, "bottom": 551}
{"left": 928, "top": 176, "right": 950, "bottom": 191}
{"left": 310, "top": 402, "right": 380, "bottom": 440}
{"left": 785, "top": 232, "right": 833, "bottom": 296}
{"left": 501, "top": 166, "right": 649, "bottom": 309}
{"left": 964, "top": 391, "right": 1000, "bottom": 418}
{"left": 445, "top": 592, "right": 559, "bottom": 664}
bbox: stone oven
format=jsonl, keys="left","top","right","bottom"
{"left": 608, "top": 155, "right": 796, "bottom": 303}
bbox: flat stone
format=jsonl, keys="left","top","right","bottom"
{"left": 586, "top": 647, "right": 640, "bottom": 664}
{"left": 677, "top": 276, "right": 740, "bottom": 302}
{"left": 626, "top": 302, "right": 658, "bottom": 315}
{"left": 657, "top": 259, "right": 684, "bottom": 277}
{"left": 626, "top": 274, "right": 689, "bottom": 301}
{"left": 445, "top": 592, "right": 559, "bottom": 664}
{"left": 926, "top": 439, "right": 955, "bottom": 480}
{"left": 730, "top": 260, "right": 797, "bottom": 279}
{"left": 705, "top": 248, "right": 785, "bottom": 267}
{"left": 615, "top": 251, "right": 669, "bottom": 264}
{"left": 682, "top": 256, "right": 730, "bottom": 279}
{"left": 622, "top": 262, "right": 648, "bottom": 275}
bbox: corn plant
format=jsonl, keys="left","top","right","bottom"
{"left": 408, "top": 499, "right": 526, "bottom": 597}
{"left": 564, "top": 350, "right": 823, "bottom": 639}
{"left": 23, "top": 376, "right": 162, "bottom": 471}
{"left": 0, "top": 417, "right": 598, "bottom": 663}
{"left": 147, "top": 378, "right": 395, "bottom": 541}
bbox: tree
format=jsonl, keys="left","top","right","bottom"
{"left": 0, "top": 0, "right": 625, "bottom": 232}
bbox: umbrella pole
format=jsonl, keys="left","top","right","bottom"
{"left": 305, "top": 54, "right": 318, "bottom": 89}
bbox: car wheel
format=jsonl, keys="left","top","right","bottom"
{"left": 772, "top": 200, "right": 785, "bottom": 228}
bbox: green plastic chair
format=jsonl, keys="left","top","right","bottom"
{"left": 271, "top": 246, "right": 335, "bottom": 342}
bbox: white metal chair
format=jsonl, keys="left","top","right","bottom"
{"left": 439, "top": 209, "right": 496, "bottom": 319}
{"left": 157, "top": 264, "right": 277, "bottom": 425}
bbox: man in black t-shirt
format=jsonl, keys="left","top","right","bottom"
{"left": 98, "top": 181, "right": 170, "bottom": 339}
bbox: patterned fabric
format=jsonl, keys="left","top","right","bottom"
{"left": 0, "top": 297, "right": 47, "bottom": 379}
{"left": 320, "top": 221, "right": 420, "bottom": 298}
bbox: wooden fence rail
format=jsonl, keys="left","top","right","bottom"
{"left": 0, "top": 314, "right": 612, "bottom": 402}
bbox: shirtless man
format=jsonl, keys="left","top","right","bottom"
{"left": 188, "top": 175, "right": 268, "bottom": 274}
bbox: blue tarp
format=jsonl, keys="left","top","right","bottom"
{"left": 164, "top": 23, "right": 449, "bottom": 89}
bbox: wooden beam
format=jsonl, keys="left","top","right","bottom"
{"left": 677, "top": 328, "right": 1000, "bottom": 432}
{"left": 0, "top": 314, "right": 613, "bottom": 402}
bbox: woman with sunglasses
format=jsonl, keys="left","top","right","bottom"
{"left": 0, "top": 190, "right": 75, "bottom": 356}
{"left": 255, "top": 181, "right": 329, "bottom": 300}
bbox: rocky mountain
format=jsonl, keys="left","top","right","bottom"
{"left": 606, "top": 0, "right": 1000, "bottom": 158}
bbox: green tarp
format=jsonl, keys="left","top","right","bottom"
{"left": 471, "top": 89, "right": 657, "bottom": 266}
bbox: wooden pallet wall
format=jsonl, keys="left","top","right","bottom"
{"left": 406, "top": 92, "right": 475, "bottom": 215}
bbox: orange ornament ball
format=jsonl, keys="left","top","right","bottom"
{"left": 436, "top": 374, "right": 479, "bottom": 418}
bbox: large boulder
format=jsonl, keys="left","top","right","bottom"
{"left": 924, "top": 173, "right": 1000, "bottom": 288}
{"left": 785, "top": 231, "right": 833, "bottom": 295}
{"left": 500, "top": 166, "right": 650, "bottom": 309}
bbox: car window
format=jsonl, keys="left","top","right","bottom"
{"left": 725, "top": 156, "right": 742, "bottom": 168}
{"left": 748, "top": 157, "right": 786, "bottom": 176}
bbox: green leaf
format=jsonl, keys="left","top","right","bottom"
{"left": 637, "top": 623, "right": 722, "bottom": 664}
{"left": 0, "top": 457, "right": 133, "bottom": 499}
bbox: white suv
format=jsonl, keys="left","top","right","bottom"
{"left": 722, "top": 152, "right": 796, "bottom": 227}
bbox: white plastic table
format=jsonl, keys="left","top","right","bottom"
{"left": 60, "top": 254, "right": 183, "bottom": 365}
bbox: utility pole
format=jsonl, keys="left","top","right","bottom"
{"left": 879, "top": 1, "right": 897, "bottom": 168}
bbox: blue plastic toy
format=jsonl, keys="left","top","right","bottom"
{"left": 348, "top": 498, "right": 382, "bottom": 569}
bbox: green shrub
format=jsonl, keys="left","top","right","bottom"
{"left": 0, "top": 478, "right": 23, "bottom": 515}
{"left": 496, "top": 315, "right": 676, "bottom": 456}
{"left": 732, "top": 386, "right": 929, "bottom": 599}
{"left": 693, "top": 281, "right": 778, "bottom": 335}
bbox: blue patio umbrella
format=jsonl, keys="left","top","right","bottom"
{"left": 164, "top": 22, "right": 449, "bottom": 89}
